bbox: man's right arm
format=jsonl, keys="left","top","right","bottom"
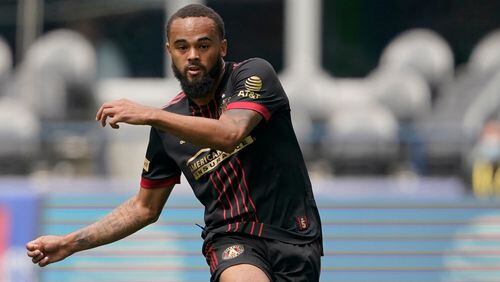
{"left": 26, "top": 185, "right": 174, "bottom": 267}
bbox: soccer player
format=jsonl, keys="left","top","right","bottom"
{"left": 27, "top": 4, "right": 323, "bottom": 281}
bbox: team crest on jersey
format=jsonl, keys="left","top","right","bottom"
{"left": 222, "top": 244, "right": 245, "bottom": 260}
{"left": 296, "top": 216, "right": 309, "bottom": 231}
{"left": 143, "top": 158, "right": 150, "bottom": 172}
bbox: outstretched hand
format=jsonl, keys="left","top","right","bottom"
{"left": 26, "top": 235, "right": 73, "bottom": 267}
{"left": 96, "top": 99, "right": 155, "bottom": 129}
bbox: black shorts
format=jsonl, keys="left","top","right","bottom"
{"left": 202, "top": 233, "right": 322, "bottom": 282}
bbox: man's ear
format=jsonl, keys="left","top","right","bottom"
{"left": 166, "top": 42, "right": 171, "bottom": 55}
{"left": 220, "top": 39, "right": 227, "bottom": 57}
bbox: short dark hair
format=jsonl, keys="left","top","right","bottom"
{"left": 166, "top": 4, "right": 225, "bottom": 40}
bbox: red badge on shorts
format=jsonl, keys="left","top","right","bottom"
{"left": 222, "top": 244, "right": 245, "bottom": 260}
{"left": 296, "top": 216, "right": 309, "bottom": 231}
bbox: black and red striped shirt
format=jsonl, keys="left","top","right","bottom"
{"left": 141, "top": 58, "right": 322, "bottom": 247}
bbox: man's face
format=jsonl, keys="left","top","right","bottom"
{"left": 167, "top": 17, "right": 227, "bottom": 99}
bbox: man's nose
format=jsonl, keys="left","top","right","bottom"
{"left": 187, "top": 47, "right": 200, "bottom": 61}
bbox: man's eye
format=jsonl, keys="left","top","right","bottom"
{"left": 200, "top": 45, "right": 209, "bottom": 50}
{"left": 178, "top": 46, "right": 187, "bottom": 51}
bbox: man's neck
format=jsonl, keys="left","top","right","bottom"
{"left": 192, "top": 61, "right": 226, "bottom": 106}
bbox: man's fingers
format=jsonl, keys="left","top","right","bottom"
{"left": 32, "top": 253, "right": 45, "bottom": 264}
{"left": 38, "top": 256, "right": 50, "bottom": 267}
{"left": 27, "top": 244, "right": 47, "bottom": 265}
{"left": 28, "top": 249, "right": 45, "bottom": 264}
{"left": 96, "top": 103, "right": 116, "bottom": 123}
{"left": 103, "top": 108, "right": 119, "bottom": 127}
{"left": 96, "top": 102, "right": 115, "bottom": 120}
{"left": 101, "top": 115, "right": 107, "bottom": 127}
{"left": 26, "top": 242, "right": 36, "bottom": 251}
{"left": 27, "top": 249, "right": 42, "bottom": 258}
{"left": 100, "top": 108, "right": 116, "bottom": 127}
{"left": 100, "top": 108, "right": 109, "bottom": 127}
{"left": 26, "top": 240, "right": 41, "bottom": 251}
{"left": 96, "top": 104, "right": 106, "bottom": 121}
{"left": 109, "top": 119, "right": 120, "bottom": 129}
{"left": 109, "top": 116, "right": 121, "bottom": 129}
{"left": 96, "top": 106, "right": 103, "bottom": 120}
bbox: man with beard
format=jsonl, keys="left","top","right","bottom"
{"left": 26, "top": 4, "right": 323, "bottom": 282}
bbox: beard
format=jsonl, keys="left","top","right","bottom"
{"left": 172, "top": 57, "right": 223, "bottom": 100}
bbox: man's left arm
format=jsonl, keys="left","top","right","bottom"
{"left": 96, "top": 100, "right": 262, "bottom": 153}
{"left": 27, "top": 184, "right": 174, "bottom": 267}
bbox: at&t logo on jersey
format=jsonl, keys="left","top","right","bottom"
{"left": 237, "top": 75, "right": 263, "bottom": 99}
{"left": 245, "top": 76, "right": 262, "bottom": 91}
{"left": 222, "top": 244, "right": 245, "bottom": 260}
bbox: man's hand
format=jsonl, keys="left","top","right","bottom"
{"left": 26, "top": 235, "right": 73, "bottom": 267}
{"left": 96, "top": 99, "right": 157, "bottom": 129}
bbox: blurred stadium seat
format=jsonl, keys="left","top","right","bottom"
{"left": 0, "top": 97, "right": 40, "bottom": 174}
{"left": 369, "top": 67, "right": 432, "bottom": 123}
{"left": 416, "top": 76, "right": 474, "bottom": 175}
{"left": 323, "top": 100, "right": 399, "bottom": 174}
{"left": 463, "top": 30, "right": 500, "bottom": 142}
{"left": 379, "top": 28, "right": 454, "bottom": 97}
{"left": 464, "top": 70, "right": 500, "bottom": 139}
{"left": 16, "top": 29, "right": 96, "bottom": 121}
{"left": 468, "top": 29, "right": 500, "bottom": 75}
{"left": 283, "top": 74, "right": 337, "bottom": 161}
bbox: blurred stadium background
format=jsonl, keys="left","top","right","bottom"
{"left": 1, "top": 0, "right": 500, "bottom": 281}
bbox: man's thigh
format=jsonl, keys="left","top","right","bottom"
{"left": 203, "top": 234, "right": 273, "bottom": 282}
{"left": 220, "top": 264, "right": 270, "bottom": 282}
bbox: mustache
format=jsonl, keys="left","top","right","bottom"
{"left": 185, "top": 62, "right": 205, "bottom": 70}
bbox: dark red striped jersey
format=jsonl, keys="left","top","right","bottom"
{"left": 141, "top": 58, "right": 322, "bottom": 248}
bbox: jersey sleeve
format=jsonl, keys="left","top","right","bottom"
{"left": 226, "top": 58, "right": 289, "bottom": 121}
{"left": 140, "top": 127, "right": 181, "bottom": 189}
